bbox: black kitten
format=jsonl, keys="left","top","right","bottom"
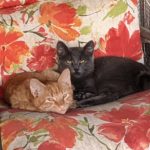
{"left": 57, "top": 41, "right": 96, "bottom": 98}
{"left": 57, "top": 41, "right": 150, "bottom": 107}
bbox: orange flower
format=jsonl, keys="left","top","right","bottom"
{"left": 32, "top": 116, "right": 78, "bottom": 149}
{"left": 1, "top": 119, "right": 32, "bottom": 150}
{"left": 39, "top": 2, "right": 81, "bottom": 41}
{"left": 0, "top": 25, "right": 29, "bottom": 72}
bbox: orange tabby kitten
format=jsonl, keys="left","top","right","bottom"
{"left": 4, "top": 69, "right": 74, "bottom": 114}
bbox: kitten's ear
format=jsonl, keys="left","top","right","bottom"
{"left": 30, "top": 78, "right": 46, "bottom": 98}
{"left": 58, "top": 69, "right": 71, "bottom": 87}
{"left": 57, "top": 41, "right": 69, "bottom": 57}
{"left": 84, "top": 40, "right": 94, "bottom": 55}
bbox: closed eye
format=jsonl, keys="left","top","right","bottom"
{"left": 63, "top": 93, "right": 68, "bottom": 98}
{"left": 46, "top": 97, "right": 54, "bottom": 101}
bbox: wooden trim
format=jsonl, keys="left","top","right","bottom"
{"left": 140, "top": 26, "right": 150, "bottom": 42}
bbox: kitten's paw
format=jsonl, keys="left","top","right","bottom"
{"left": 74, "top": 90, "right": 96, "bottom": 101}
{"left": 76, "top": 100, "right": 91, "bottom": 108}
{"left": 82, "top": 92, "right": 95, "bottom": 99}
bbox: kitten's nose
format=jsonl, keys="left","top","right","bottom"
{"left": 74, "top": 68, "right": 79, "bottom": 72}
{"left": 73, "top": 63, "right": 79, "bottom": 73}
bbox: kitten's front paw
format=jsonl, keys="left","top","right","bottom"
{"left": 76, "top": 100, "right": 91, "bottom": 108}
{"left": 82, "top": 92, "right": 96, "bottom": 99}
{"left": 74, "top": 91, "right": 96, "bottom": 101}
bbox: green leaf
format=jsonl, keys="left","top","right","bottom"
{"left": 79, "top": 120, "right": 88, "bottom": 126}
{"left": 84, "top": 117, "right": 88, "bottom": 123}
{"left": 33, "top": 140, "right": 43, "bottom": 147}
{"left": 29, "top": 10, "right": 35, "bottom": 18}
{"left": 30, "top": 136, "right": 38, "bottom": 142}
{"left": 80, "top": 25, "right": 92, "bottom": 35}
{"left": 24, "top": 31, "right": 45, "bottom": 38}
{"left": 26, "top": 135, "right": 30, "bottom": 140}
{"left": 67, "top": 2, "right": 74, "bottom": 7}
{"left": 77, "top": 130, "right": 84, "bottom": 141}
{"left": 13, "top": 64, "right": 20, "bottom": 72}
{"left": 103, "top": 0, "right": 128, "bottom": 20}
{"left": 77, "top": 5, "right": 87, "bottom": 16}
{"left": 146, "top": 111, "right": 150, "bottom": 115}
{"left": 33, "top": 129, "right": 48, "bottom": 136}
{"left": 10, "top": 15, "right": 13, "bottom": 26}
{"left": 27, "top": 3, "right": 38, "bottom": 11}
{"left": 89, "top": 125, "right": 95, "bottom": 134}
{"left": 0, "top": 21, "right": 4, "bottom": 25}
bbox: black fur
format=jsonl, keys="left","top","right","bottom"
{"left": 57, "top": 41, "right": 150, "bottom": 107}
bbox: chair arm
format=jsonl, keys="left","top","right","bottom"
{"left": 140, "top": 26, "right": 150, "bottom": 43}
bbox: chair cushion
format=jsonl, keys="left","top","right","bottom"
{"left": 0, "top": 90, "right": 150, "bottom": 150}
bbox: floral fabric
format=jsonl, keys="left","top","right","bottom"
{"left": 0, "top": 90, "right": 150, "bottom": 150}
{"left": 0, "top": 0, "right": 38, "bottom": 9}
{"left": 0, "top": 0, "right": 142, "bottom": 93}
{"left": 0, "top": 1, "right": 147, "bottom": 149}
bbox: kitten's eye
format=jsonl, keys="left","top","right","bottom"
{"left": 66, "top": 60, "right": 72, "bottom": 64}
{"left": 63, "top": 93, "right": 68, "bottom": 98}
{"left": 80, "top": 60, "right": 86, "bottom": 64}
{"left": 46, "top": 97, "right": 53, "bottom": 101}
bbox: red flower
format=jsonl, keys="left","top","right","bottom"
{"left": 94, "top": 21, "right": 142, "bottom": 61}
{"left": 96, "top": 105, "right": 150, "bottom": 150}
{"left": 121, "top": 90, "right": 150, "bottom": 105}
{"left": 27, "top": 44, "right": 56, "bottom": 71}
{"left": 125, "top": 116, "right": 150, "bottom": 150}
{"left": 123, "top": 98, "right": 150, "bottom": 105}
{"left": 0, "top": 6, "right": 23, "bottom": 14}
{"left": 37, "top": 27, "right": 48, "bottom": 37}
{"left": 1, "top": 115, "right": 78, "bottom": 150}
{"left": 0, "top": 0, "right": 38, "bottom": 9}
{"left": 131, "top": 0, "right": 138, "bottom": 6}
{"left": 35, "top": 27, "right": 54, "bottom": 44}
{"left": 39, "top": 2, "right": 81, "bottom": 41}
{"left": 1, "top": 119, "right": 32, "bottom": 150}
{"left": 0, "top": 48, "right": 4, "bottom": 67}
{"left": 0, "top": 25, "right": 29, "bottom": 72}
{"left": 38, "top": 141, "right": 65, "bottom": 150}
{"left": 32, "top": 116, "right": 78, "bottom": 149}
{"left": 48, "top": 117, "right": 78, "bottom": 148}
{"left": 0, "top": 0, "right": 38, "bottom": 14}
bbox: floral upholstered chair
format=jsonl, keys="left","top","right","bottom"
{"left": 0, "top": 0, "right": 150, "bottom": 150}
